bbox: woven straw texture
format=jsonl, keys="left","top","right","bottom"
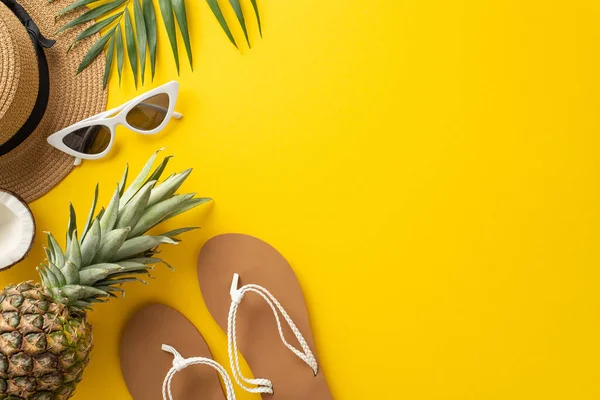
{"left": 0, "top": 8, "right": 38, "bottom": 144}
{"left": 0, "top": 0, "right": 107, "bottom": 202}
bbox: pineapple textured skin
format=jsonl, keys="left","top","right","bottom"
{"left": 0, "top": 282, "right": 92, "bottom": 400}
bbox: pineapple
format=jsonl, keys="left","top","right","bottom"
{"left": 0, "top": 151, "right": 210, "bottom": 399}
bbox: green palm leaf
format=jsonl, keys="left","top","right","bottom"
{"left": 57, "top": 0, "right": 127, "bottom": 34}
{"left": 171, "top": 0, "right": 193, "bottom": 69}
{"left": 124, "top": 8, "right": 138, "bottom": 87}
{"left": 227, "top": 0, "right": 249, "bottom": 47}
{"left": 77, "top": 27, "right": 116, "bottom": 74}
{"left": 115, "top": 23, "right": 125, "bottom": 84}
{"left": 205, "top": 0, "right": 237, "bottom": 48}
{"left": 157, "top": 0, "right": 180, "bottom": 72}
{"left": 68, "top": 13, "right": 121, "bottom": 52}
{"left": 133, "top": 0, "right": 147, "bottom": 84}
{"left": 57, "top": 0, "right": 102, "bottom": 17}
{"left": 142, "top": 0, "right": 158, "bottom": 80}
{"left": 249, "top": 0, "right": 262, "bottom": 37}
{"left": 103, "top": 36, "right": 115, "bottom": 89}
{"left": 61, "top": 0, "right": 264, "bottom": 87}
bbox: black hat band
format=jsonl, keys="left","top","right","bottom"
{"left": 0, "top": 0, "right": 54, "bottom": 156}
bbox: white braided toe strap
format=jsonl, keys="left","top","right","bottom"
{"left": 227, "top": 273, "right": 318, "bottom": 394}
{"left": 161, "top": 344, "right": 236, "bottom": 400}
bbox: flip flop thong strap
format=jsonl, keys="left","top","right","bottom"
{"left": 227, "top": 273, "right": 319, "bottom": 394}
{"left": 161, "top": 344, "right": 236, "bottom": 400}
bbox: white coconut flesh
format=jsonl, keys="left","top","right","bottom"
{"left": 0, "top": 190, "right": 35, "bottom": 270}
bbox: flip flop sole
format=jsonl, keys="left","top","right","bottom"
{"left": 197, "top": 233, "right": 333, "bottom": 399}
{"left": 120, "top": 303, "right": 225, "bottom": 400}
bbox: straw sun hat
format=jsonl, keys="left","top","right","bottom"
{"left": 0, "top": 0, "right": 107, "bottom": 202}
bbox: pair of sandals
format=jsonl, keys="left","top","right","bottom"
{"left": 120, "top": 234, "right": 333, "bottom": 399}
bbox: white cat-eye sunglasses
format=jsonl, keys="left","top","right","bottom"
{"left": 47, "top": 81, "right": 181, "bottom": 165}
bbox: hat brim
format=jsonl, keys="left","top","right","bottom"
{"left": 0, "top": 0, "right": 107, "bottom": 202}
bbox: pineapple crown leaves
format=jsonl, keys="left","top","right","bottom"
{"left": 36, "top": 150, "right": 212, "bottom": 310}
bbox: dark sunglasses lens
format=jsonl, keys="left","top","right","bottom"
{"left": 62, "top": 125, "right": 111, "bottom": 155}
{"left": 125, "top": 93, "right": 170, "bottom": 131}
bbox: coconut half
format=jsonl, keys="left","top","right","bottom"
{"left": 0, "top": 190, "right": 35, "bottom": 270}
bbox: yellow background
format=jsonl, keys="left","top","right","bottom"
{"left": 2, "top": 0, "right": 600, "bottom": 398}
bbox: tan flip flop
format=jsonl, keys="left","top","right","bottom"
{"left": 197, "top": 233, "right": 333, "bottom": 399}
{"left": 120, "top": 303, "right": 236, "bottom": 400}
